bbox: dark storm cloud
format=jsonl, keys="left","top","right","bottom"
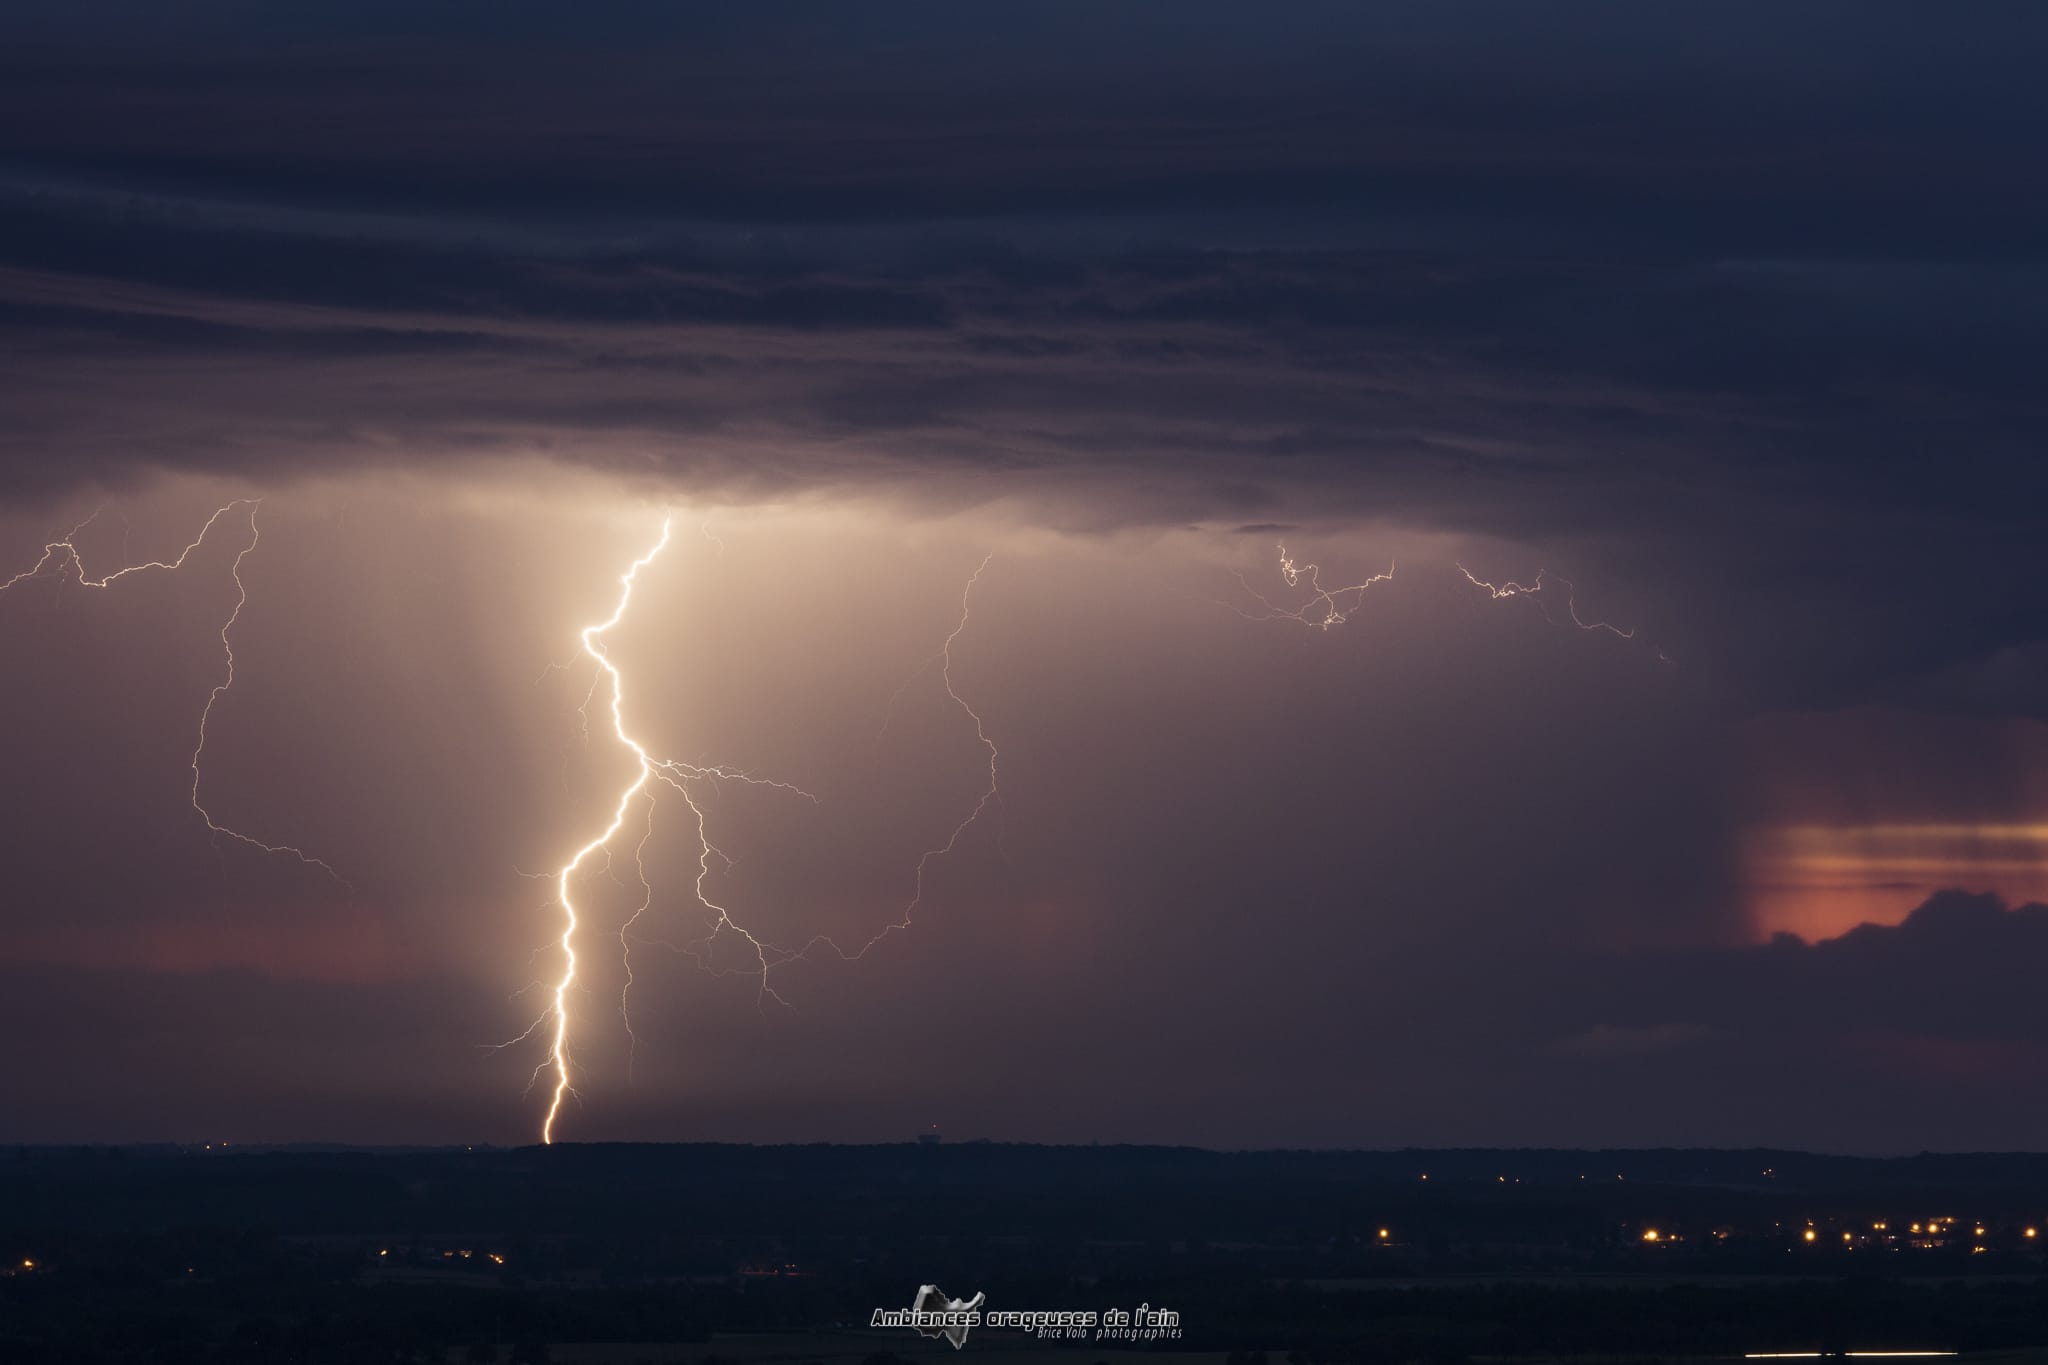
{"left": 3, "top": 2, "right": 2042, "bottom": 711}
{"left": 1561, "top": 892, "right": 2048, "bottom": 1048}
{"left": 0, "top": 297, "right": 542, "bottom": 359}
{"left": 5, "top": 2, "right": 2046, "bottom": 252}
{"left": 1070, "top": 889, "right": 2048, "bottom": 1151}
{"left": 1517, "top": 893, "right": 2048, "bottom": 1150}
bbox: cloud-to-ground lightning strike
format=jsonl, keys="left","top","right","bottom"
{"left": 534, "top": 515, "right": 673, "bottom": 1145}
{"left": 1, "top": 499, "right": 344, "bottom": 880}
{"left": 521, "top": 542, "right": 1003, "bottom": 1142}
{"left": 527, "top": 513, "right": 823, "bottom": 1144}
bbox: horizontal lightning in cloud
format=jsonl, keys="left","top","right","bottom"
{"left": 1459, "top": 560, "right": 1676, "bottom": 664}
{"left": 1458, "top": 563, "right": 1633, "bottom": 638}
{"left": 1231, "top": 543, "right": 1664, "bottom": 659}
{"left": 5, "top": 501, "right": 243, "bottom": 594}
{"left": 1232, "top": 543, "right": 1395, "bottom": 629}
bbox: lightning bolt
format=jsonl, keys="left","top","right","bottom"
{"left": 189, "top": 506, "right": 348, "bottom": 880}
{"left": 1233, "top": 543, "right": 1395, "bottom": 629}
{"left": 528, "top": 513, "right": 821, "bottom": 1144}
{"left": 1457, "top": 562, "right": 1646, "bottom": 642}
{"left": 1455, "top": 563, "right": 1542, "bottom": 602}
{"left": 521, "top": 541, "right": 1002, "bottom": 1141}
{"left": 1233, "top": 543, "right": 1662, "bottom": 657}
{"left": 535, "top": 515, "right": 672, "bottom": 1144}
{"left": 799, "top": 554, "right": 1001, "bottom": 963}
{"left": 4, "top": 500, "right": 242, "bottom": 594}
{"left": 1, "top": 498, "right": 344, "bottom": 879}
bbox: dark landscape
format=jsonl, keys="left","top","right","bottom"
{"left": 10, "top": 1143, "right": 2048, "bottom": 1363}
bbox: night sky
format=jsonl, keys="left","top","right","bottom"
{"left": 2, "top": 3, "right": 2045, "bottom": 1151}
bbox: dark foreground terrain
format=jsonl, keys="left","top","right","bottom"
{"left": 6, "top": 1143, "right": 2048, "bottom": 1363}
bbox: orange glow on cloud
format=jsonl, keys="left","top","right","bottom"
{"left": 1744, "top": 822, "right": 2048, "bottom": 942}
{"left": 1738, "top": 712, "right": 2048, "bottom": 942}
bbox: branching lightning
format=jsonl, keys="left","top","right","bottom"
{"left": 4, "top": 500, "right": 242, "bottom": 594}
{"left": 2, "top": 469, "right": 1692, "bottom": 1158}
{"left": 10, "top": 492, "right": 1670, "bottom": 1145}
{"left": 1232, "top": 543, "right": 1395, "bottom": 629}
{"left": 1, "top": 498, "right": 344, "bottom": 880}
{"left": 1235, "top": 542, "right": 1661, "bottom": 658}
{"left": 12, "top": 495, "right": 1673, "bottom": 1142}
{"left": 1455, "top": 563, "right": 1543, "bottom": 603}
{"left": 532, "top": 515, "right": 670, "bottom": 1144}
{"left": 797, "top": 554, "right": 1001, "bottom": 964}
{"left": 1457, "top": 562, "right": 1654, "bottom": 646}
{"left": 521, "top": 535, "right": 1001, "bottom": 1142}
{"left": 524, "top": 514, "right": 825, "bottom": 1144}
{"left": 189, "top": 507, "right": 348, "bottom": 880}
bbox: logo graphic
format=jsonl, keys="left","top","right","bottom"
{"left": 913, "top": 1284, "right": 986, "bottom": 1349}
{"left": 867, "top": 1284, "right": 986, "bottom": 1349}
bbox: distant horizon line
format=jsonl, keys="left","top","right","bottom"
{"left": 11, "top": 1139, "right": 2048, "bottom": 1160}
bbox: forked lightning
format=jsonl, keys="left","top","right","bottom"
{"left": 523, "top": 524, "right": 1001, "bottom": 1142}
{"left": 1, "top": 499, "right": 342, "bottom": 879}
